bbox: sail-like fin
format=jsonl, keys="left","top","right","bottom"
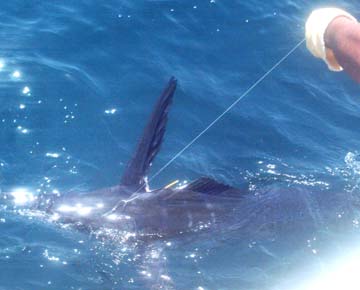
{"left": 185, "top": 177, "right": 242, "bottom": 196}
{"left": 121, "top": 77, "right": 177, "bottom": 188}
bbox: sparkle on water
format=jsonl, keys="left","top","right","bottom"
{"left": 12, "top": 70, "right": 21, "bottom": 78}
{"left": 10, "top": 188, "right": 36, "bottom": 206}
{"left": 57, "top": 204, "right": 93, "bottom": 216}
{"left": 45, "top": 152, "right": 60, "bottom": 158}
{"left": 105, "top": 108, "right": 117, "bottom": 115}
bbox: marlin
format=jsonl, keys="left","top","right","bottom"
{"left": 5, "top": 78, "right": 356, "bottom": 290}
{"left": 24, "top": 77, "right": 244, "bottom": 238}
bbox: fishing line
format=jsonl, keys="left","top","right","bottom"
{"left": 107, "top": 38, "right": 306, "bottom": 213}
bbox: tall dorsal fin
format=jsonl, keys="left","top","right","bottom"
{"left": 121, "top": 77, "right": 177, "bottom": 188}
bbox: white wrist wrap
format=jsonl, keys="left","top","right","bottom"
{"left": 305, "top": 8, "right": 357, "bottom": 71}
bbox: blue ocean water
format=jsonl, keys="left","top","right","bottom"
{"left": 1, "top": 0, "right": 360, "bottom": 289}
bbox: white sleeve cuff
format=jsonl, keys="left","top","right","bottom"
{"left": 305, "top": 8, "right": 357, "bottom": 71}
